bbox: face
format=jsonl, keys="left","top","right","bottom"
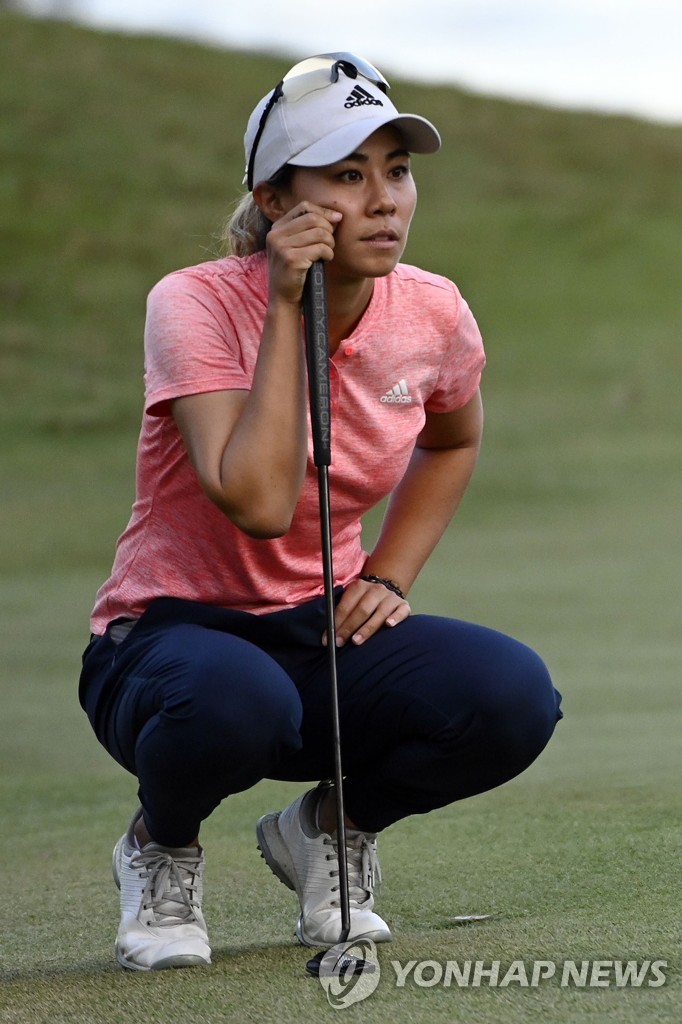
{"left": 277, "top": 126, "right": 418, "bottom": 283}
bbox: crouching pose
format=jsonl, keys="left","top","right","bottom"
{"left": 79, "top": 52, "right": 562, "bottom": 971}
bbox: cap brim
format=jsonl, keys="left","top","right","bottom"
{"left": 288, "top": 113, "right": 441, "bottom": 169}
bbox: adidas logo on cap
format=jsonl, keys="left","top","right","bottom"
{"left": 345, "top": 85, "right": 384, "bottom": 109}
{"left": 381, "top": 379, "right": 412, "bottom": 404}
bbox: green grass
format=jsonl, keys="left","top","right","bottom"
{"left": 1, "top": 11, "right": 681, "bottom": 1023}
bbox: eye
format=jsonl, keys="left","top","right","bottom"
{"left": 338, "top": 168, "right": 363, "bottom": 182}
{"left": 389, "top": 164, "right": 410, "bottom": 180}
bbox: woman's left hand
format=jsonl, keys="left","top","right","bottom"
{"left": 323, "top": 577, "right": 411, "bottom": 647}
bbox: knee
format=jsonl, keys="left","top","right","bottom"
{"left": 483, "top": 644, "right": 562, "bottom": 767}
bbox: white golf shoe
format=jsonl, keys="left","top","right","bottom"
{"left": 112, "top": 810, "right": 211, "bottom": 971}
{"left": 256, "top": 786, "right": 392, "bottom": 947}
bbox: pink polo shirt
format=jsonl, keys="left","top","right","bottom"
{"left": 90, "top": 252, "right": 485, "bottom": 633}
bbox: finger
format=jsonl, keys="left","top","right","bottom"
{"left": 348, "top": 599, "right": 410, "bottom": 645}
{"left": 267, "top": 221, "right": 338, "bottom": 272}
{"left": 269, "top": 236, "right": 336, "bottom": 272}
{"left": 331, "top": 581, "right": 382, "bottom": 630}
{"left": 266, "top": 228, "right": 336, "bottom": 303}
{"left": 384, "top": 601, "right": 411, "bottom": 629}
{"left": 321, "top": 579, "right": 410, "bottom": 646}
{"left": 287, "top": 202, "right": 343, "bottom": 227}
{"left": 321, "top": 588, "right": 356, "bottom": 646}
{"left": 269, "top": 217, "right": 336, "bottom": 248}
{"left": 334, "top": 590, "right": 408, "bottom": 646}
{"left": 275, "top": 208, "right": 341, "bottom": 247}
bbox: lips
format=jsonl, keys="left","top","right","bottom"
{"left": 362, "top": 229, "right": 400, "bottom": 242}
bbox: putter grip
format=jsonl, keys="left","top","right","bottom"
{"left": 303, "top": 261, "right": 331, "bottom": 467}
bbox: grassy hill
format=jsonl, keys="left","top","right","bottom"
{"left": 1, "top": 15, "right": 681, "bottom": 1022}
{"left": 2, "top": 11, "right": 681, "bottom": 435}
{"left": 2, "top": 12, "right": 681, "bottom": 576}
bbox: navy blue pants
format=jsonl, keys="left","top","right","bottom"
{"left": 79, "top": 595, "right": 562, "bottom": 847}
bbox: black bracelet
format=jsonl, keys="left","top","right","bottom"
{"left": 359, "top": 574, "right": 406, "bottom": 599}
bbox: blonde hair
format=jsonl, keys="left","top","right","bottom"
{"left": 222, "top": 193, "right": 271, "bottom": 256}
{"left": 221, "top": 165, "right": 296, "bottom": 257}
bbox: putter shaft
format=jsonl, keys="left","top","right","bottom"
{"left": 303, "top": 261, "right": 351, "bottom": 945}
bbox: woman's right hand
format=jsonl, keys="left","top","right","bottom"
{"left": 265, "top": 202, "right": 342, "bottom": 306}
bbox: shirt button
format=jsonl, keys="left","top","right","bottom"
{"left": 343, "top": 346, "right": 354, "bottom": 356}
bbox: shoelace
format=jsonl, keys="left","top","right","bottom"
{"left": 325, "top": 832, "right": 382, "bottom": 906}
{"left": 132, "top": 848, "right": 202, "bottom": 927}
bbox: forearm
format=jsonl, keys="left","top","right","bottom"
{"left": 174, "top": 201, "right": 341, "bottom": 539}
{"left": 219, "top": 300, "right": 308, "bottom": 535}
{"left": 174, "top": 300, "right": 309, "bottom": 538}
{"left": 229, "top": 199, "right": 341, "bottom": 522}
{"left": 364, "top": 442, "right": 479, "bottom": 594}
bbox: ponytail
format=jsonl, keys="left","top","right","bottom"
{"left": 222, "top": 193, "right": 271, "bottom": 256}
{"left": 221, "top": 165, "right": 296, "bottom": 257}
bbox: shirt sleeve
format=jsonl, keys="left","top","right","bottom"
{"left": 143, "top": 269, "right": 251, "bottom": 417}
{"left": 425, "top": 288, "right": 486, "bottom": 413}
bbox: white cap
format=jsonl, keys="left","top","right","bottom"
{"left": 244, "top": 68, "right": 441, "bottom": 189}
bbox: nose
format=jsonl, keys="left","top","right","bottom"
{"left": 367, "top": 176, "right": 397, "bottom": 215}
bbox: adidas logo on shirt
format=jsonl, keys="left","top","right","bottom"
{"left": 345, "top": 85, "right": 384, "bottom": 109}
{"left": 381, "top": 379, "right": 412, "bottom": 404}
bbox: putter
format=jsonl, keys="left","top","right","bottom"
{"left": 302, "top": 261, "right": 371, "bottom": 979}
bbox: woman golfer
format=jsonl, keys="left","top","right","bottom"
{"left": 80, "top": 53, "right": 562, "bottom": 971}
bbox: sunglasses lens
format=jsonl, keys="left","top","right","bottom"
{"left": 282, "top": 55, "right": 339, "bottom": 81}
{"left": 283, "top": 52, "right": 389, "bottom": 95}
{"left": 324, "top": 52, "right": 390, "bottom": 92}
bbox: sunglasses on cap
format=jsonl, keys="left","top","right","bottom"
{"left": 245, "top": 52, "right": 390, "bottom": 191}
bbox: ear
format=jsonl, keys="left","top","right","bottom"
{"left": 253, "top": 182, "right": 290, "bottom": 223}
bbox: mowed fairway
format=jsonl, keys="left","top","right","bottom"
{"left": 1, "top": 13, "right": 680, "bottom": 1024}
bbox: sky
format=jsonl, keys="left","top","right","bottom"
{"left": 18, "top": 0, "right": 682, "bottom": 124}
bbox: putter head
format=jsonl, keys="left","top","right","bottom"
{"left": 305, "top": 947, "right": 376, "bottom": 978}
